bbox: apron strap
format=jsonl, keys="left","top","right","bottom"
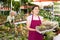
{"left": 38, "top": 16, "right": 40, "bottom": 20}
{"left": 38, "top": 16, "right": 42, "bottom": 24}
{"left": 32, "top": 15, "right": 33, "bottom": 21}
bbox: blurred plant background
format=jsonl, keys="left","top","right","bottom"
{"left": 0, "top": 0, "right": 60, "bottom": 40}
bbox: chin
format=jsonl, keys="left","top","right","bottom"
{"left": 36, "top": 13, "right": 39, "bottom": 15}
{"left": 35, "top": 14, "right": 38, "bottom": 15}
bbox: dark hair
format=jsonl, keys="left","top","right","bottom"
{"left": 32, "top": 5, "right": 39, "bottom": 10}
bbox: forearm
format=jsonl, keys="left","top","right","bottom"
{"left": 26, "top": 21, "right": 36, "bottom": 31}
{"left": 27, "top": 27, "right": 36, "bottom": 31}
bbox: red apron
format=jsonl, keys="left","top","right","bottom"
{"left": 28, "top": 15, "right": 44, "bottom": 40}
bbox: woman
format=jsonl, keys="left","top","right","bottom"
{"left": 5, "top": 11, "right": 16, "bottom": 27}
{"left": 26, "top": 5, "right": 44, "bottom": 40}
{"left": 7, "top": 10, "right": 16, "bottom": 23}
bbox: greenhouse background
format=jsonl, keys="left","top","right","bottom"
{"left": 0, "top": 0, "right": 60, "bottom": 40}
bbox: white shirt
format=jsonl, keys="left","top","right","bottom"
{"left": 26, "top": 15, "right": 43, "bottom": 24}
{"left": 7, "top": 15, "right": 15, "bottom": 22}
{"left": 53, "top": 34, "right": 60, "bottom": 40}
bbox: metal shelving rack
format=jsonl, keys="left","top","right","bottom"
{"left": 54, "top": 1, "right": 60, "bottom": 16}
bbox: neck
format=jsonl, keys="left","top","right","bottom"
{"left": 33, "top": 14, "right": 38, "bottom": 16}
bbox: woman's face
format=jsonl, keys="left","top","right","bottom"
{"left": 32, "top": 7, "right": 39, "bottom": 15}
{"left": 11, "top": 12, "right": 15, "bottom": 16}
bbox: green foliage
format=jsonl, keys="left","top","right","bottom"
{"left": 0, "top": 11, "right": 10, "bottom": 15}
{"left": 4, "top": 22, "right": 15, "bottom": 28}
{"left": 39, "top": 9, "right": 60, "bottom": 27}
{"left": 39, "top": 9, "right": 52, "bottom": 20}
{"left": 20, "top": 0, "right": 28, "bottom": 5}
{"left": 44, "top": 31, "right": 56, "bottom": 40}
{"left": 3, "top": 0, "right": 11, "bottom": 7}
{"left": 53, "top": 16, "right": 60, "bottom": 26}
{"left": 12, "top": 1, "right": 20, "bottom": 12}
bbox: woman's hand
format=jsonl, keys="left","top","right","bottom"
{"left": 27, "top": 28, "right": 36, "bottom": 31}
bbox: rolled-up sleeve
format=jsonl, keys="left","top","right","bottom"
{"left": 26, "top": 15, "right": 32, "bottom": 23}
